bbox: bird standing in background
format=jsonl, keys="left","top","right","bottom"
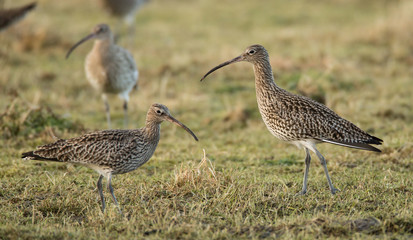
{"left": 66, "top": 23, "right": 138, "bottom": 129}
{"left": 99, "top": 0, "right": 149, "bottom": 42}
{"left": 201, "top": 44, "right": 382, "bottom": 195}
{"left": 22, "top": 103, "right": 198, "bottom": 214}
{"left": 100, "top": 0, "right": 148, "bottom": 27}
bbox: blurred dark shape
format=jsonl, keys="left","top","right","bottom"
{"left": 0, "top": 2, "right": 36, "bottom": 31}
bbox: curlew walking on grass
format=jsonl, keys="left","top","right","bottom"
{"left": 22, "top": 103, "right": 198, "bottom": 214}
{"left": 66, "top": 23, "right": 138, "bottom": 129}
{"left": 201, "top": 44, "right": 382, "bottom": 195}
{"left": 0, "top": 2, "right": 36, "bottom": 31}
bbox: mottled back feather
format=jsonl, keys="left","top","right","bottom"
{"left": 23, "top": 128, "right": 158, "bottom": 174}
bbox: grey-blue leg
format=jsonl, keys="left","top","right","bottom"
{"left": 314, "top": 149, "right": 340, "bottom": 194}
{"left": 102, "top": 94, "right": 111, "bottom": 129}
{"left": 97, "top": 175, "right": 106, "bottom": 212}
{"left": 296, "top": 148, "right": 311, "bottom": 195}
{"left": 107, "top": 174, "right": 123, "bottom": 215}
{"left": 123, "top": 100, "right": 128, "bottom": 129}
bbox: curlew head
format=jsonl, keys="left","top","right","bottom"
{"left": 200, "top": 44, "right": 269, "bottom": 81}
{"left": 66, "top": 23, "right": 113, "bottom": 59}
{"left": 148, "top": 103, "right": 198, "bottom": 141}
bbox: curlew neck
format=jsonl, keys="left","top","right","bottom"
{"left": 92, "top": 37, "right": 114, "bottom": 56}
{"left": 144, "top": 116, "right": 161, "bottom": 141}
{"left": 252, "top": 57, "right": 282, "bottom": 98}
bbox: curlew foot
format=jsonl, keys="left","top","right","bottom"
{"left": 330, "top": 188, "right": 340, "bottom": 195}
{"left": 116, "top": 206, "right": 124, "bottom": 217}
{"left": 295, "top": 190, "right": 307, "bottom": 196}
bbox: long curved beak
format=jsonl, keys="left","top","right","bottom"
{"left": 200, "top": 55, "right": 242, "bottom": 81}
{"left": 166, "top": 115, "right": 198, "bottom": 141}
{"left": 66, "top": 33, "right": 96, "bottom": 59}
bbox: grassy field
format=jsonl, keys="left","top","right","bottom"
{"left": 1, "top": 0, "right": 412, "bottom": 239}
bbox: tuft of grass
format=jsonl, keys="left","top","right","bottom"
{"left": 173, "top": 149, "right": 219, "bottom": 189}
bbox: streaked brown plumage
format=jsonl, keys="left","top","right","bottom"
{"left": 22, "top": 103, "right": 198, "bottom": 214}
{"left": 201, "top": 44, "right": 382, "bottom": 195}
{"left": 66, "top": 23, "right": 138, "bottom": 129}
{"left": 0, "top": 2, "right": 36, "bottom": 31}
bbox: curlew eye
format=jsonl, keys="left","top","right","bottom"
{"left": 98, "top": 26, "right": 106, "bottom": 33}
{"left": 248, "top": 49, "right": 256, "bottom": 55}
{"left": 156, "top": 110, "right": 162, "bottom": 114}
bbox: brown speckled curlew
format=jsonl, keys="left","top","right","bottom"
{"left": 22, "top": 103, "right": 198, "bottom": 214}
{"left": 66, "top": 23, "right": 138, "bottom": 129}
{"left": 201, "top": 44, "right": 382, "bottom": 195}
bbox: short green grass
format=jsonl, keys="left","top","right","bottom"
{"left": 0, "top": 0, "right": 412, "bottom": 239}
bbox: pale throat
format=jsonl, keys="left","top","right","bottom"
{"left": 94, "top": 38, "right": 113, "bottom": 52}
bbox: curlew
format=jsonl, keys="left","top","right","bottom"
{"left": 66, "top": 23, "right": 138, "bottom": 129}
{"left": 201, "top": 44, "right": 382, "bottom": 195}
{"left": 22, "top": 103, "right": 198, "bottom": 214}
{"left": 0, "top": 2, "right": 36, "bottom": 31}
{"left": 99, "top": 0, "right": 148, "bottom": 42}
{"left": 99, "top": 0, "right": 148, "bottom": 27}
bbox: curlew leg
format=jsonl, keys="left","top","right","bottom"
{"left": 314, "top": 149, "right": 340, "bottom": 194}
{"left": 124, "top": 14, "right": 136, "bottom": 48}
{"left": 127, "top": 23, "right": 136, "bottom": 48}
{"left": 296, "top": 148, "right": 311, "bottom": 196}
{"left": 102, "top": 94, "right": 111, "bottom": 129}
{"left": 113, "top": 20, "right": 122, "bottom": 44}
{"left": 123, "top": 100, "right": 128, "bottom": 129}
{"left": 107, "top": 174, "right": 123, "bottom": 215}
{"left": 97, "top": 175, "right": 106, "bottom": 213}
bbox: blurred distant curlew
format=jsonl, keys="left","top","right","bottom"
{"left": 66, "top": 23, "right": 138, "bottom": 129}
{"left": 100, "top": 0, "right": 148, "bottom": 26}
{"left": 0, "top": 2, "right": 36, "bottom": 31}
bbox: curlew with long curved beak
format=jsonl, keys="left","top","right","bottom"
{"left": 201, "top": 44, "right": 382, "bottom": 195}
{"left": 66, "top": 23, "right": 139, "bottom": 129}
